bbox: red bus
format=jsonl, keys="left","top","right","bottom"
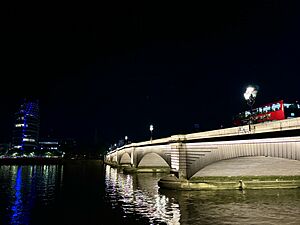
{"left": 233, "top": 100, "right": 300, "bottom": 126}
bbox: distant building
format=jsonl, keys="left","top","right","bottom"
{"left": 12, "top": 99, "right": 40, "bottom": 152}
{"left": 38, "top": 137, "right": 63, "bottom": 156}
{"left": 39, "top": 138, "right": 59, "bottom": 151}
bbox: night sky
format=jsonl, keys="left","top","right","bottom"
{"left": 1, "top": 1, "right": 300, "bottom": 149}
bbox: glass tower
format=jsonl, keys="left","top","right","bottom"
{"left": 12, "top": 99, "right": 40, "bottom": 152}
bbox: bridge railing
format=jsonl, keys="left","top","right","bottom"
{"left": 106, "top": 117, "right": 300, "bottom": 155}
{"left": 186, "top": 117, "right": 300, "bottom": 141}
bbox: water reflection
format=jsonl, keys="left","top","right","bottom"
{"left": 0, "top": 165, "right": 63, "bottom": 225}
{"left": 1, "top": 162, "right": 299, "bottom": 225}
{"left": 105, "top": 165, "right": 300, "bottom": 225}
{"left": 11, "top": 167, "right": 24, "bottom": 224}
{"left": 105, "top": 165, "right": 181, "bottom": 224}
{"left": 159, "top": 186, "right": 300, "bottom": 225}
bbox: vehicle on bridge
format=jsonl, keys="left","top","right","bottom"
{"left": 233, "top": 99, "right": 300, "bottom": 126}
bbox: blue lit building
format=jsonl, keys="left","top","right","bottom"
{"left": 12, "top": 99, "right": 40, "bottom": 152}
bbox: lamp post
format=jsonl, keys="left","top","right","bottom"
{"left": 124, "top": 135, "right": 128, "bottom": 145}
{"left": 149, "top": 124, "right": 154, "bottom": 141}
{"left": 243, "top": 85, "right": 258, "bottom": 132}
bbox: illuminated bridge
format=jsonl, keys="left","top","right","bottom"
{"left": 104, "top": 118, "right": 300, "bottom": 190}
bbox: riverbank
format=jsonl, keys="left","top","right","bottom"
{"left": 0, "top": 157, "right": 103, "bottom": 165}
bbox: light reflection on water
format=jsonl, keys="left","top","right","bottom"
{"left": 104, "top": 164, "right": 300, "bottom": 225}
{"left": 104, "top": 165, "right": 181, "bottom": 224}
{"left": 11, "top": 167, "right": 23, "bottom": 225}
{"left": 1, "top": 162, "right": 300, "bottom": 225}
{"left": 159, "top": 188, "right": 300, "bottom": 225}
{"left": 0, "top": 165, "right": 62, "bottom": 225}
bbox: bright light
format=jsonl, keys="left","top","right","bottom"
{"left": 22, "top": 138, "right": 35, "bottom": 142}
{"left": 150, "top": 124, "right": 154, "bottom": 132}
{"left": 125, "top": 136, "right": 128, "bottom": 141}
{"left": 15, "top": 124, "right": 27, "bottom": 127}
{"left": 244, "top": 86, "right": 257, "bottom": 100}
{"left": 243, "top": 85, "right": 259, "bottom": 131}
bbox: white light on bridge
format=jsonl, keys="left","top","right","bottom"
{"left": 150, "top": 124, "right": 154, "bottom": 141}
{"left": 150, "top": 124, "right": 154, "bottom": 132}
{"left": 243, "top": 86, "right": 258, "bottom": 100}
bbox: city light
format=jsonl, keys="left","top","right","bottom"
{"left": 243, "top": 86, "right": 258, "bottom": 101}
{"left": 149, "top": 124, "right": 154, "bottom": 141}
{"left": 243, "top": 85, "right": 259, "bottom": 131}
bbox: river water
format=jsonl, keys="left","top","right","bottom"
{"left": 0, "top": 160, "right": 299, "bottom": 225}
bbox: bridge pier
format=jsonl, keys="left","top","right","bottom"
{"left": 170, "top": 141, "right": 188, "bottom": 179}
{"left": 130, "top": 147, "right": 136, "bottom": 167}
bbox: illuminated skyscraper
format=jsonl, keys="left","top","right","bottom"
{"left": 12, "top": 99, "right": 40, "bottom": 152}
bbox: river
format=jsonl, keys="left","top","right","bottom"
{"left": 0, "top": 160, "right": 299, "bottom": 225}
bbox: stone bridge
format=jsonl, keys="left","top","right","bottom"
{"left": 105, "top": 118, "right": 300, "bottom": 180}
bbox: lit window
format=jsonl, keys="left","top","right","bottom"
{"left": 15, "top": 124, "right": 26, "bottom": 127}
{"left": 23, "top": 138, "right": 35, "bottom": 142}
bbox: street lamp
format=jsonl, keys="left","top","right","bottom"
{"left": 124, "top": 135, "right": 128, "bottom": 144}
{"left": 149, "top": 124, "right": 154, "bottom": 141}
{"left": 243, "top": 85, "right": 258, "bottom": 131}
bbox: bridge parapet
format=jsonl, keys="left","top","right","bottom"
{"left": 106, "top": 118, "right": 300, "bottom": 154}
{"left": 185, "top": 117, "right": 300, "bottom": 141}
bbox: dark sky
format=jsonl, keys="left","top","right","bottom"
{"left": 1, "top": 1, "right": 300, "bottom": 147}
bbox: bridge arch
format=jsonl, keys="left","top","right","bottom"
{"left": 186, "top": 136, "right": 300, "bottom": 179}
{"left": 136, "top": 151, "right": 170, "bottom": 168}
{"left": 119, "top": 152, "right": 131, "bottom": 165}
{"left": 191, "top": 156, "right": 300, "bottom": 178}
